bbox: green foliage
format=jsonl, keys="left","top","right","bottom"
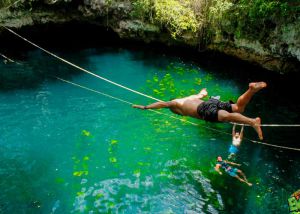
{"left": 2, "top": 0, "right": 299, "bottom": 46}
{"left": 207, "top": 0, "right": 233, "bottom": 41}
{"left": 0, "top": 0, "right": 20, "bottom": 8}
{"left": 229, "top": 0, "right": 298, "bottom": 39}
{"left": 239, "top": 0, "right": 289, "bottom": 20}
{"left": 0, "top": 0, "right": 39, "bottom": 10}
{"left": 154, "top": 0, "right": 199, "bottom": 38}
{"left": 132, "top": 0, "right": 300, "bottom": 42}
{"left": 131, "top": 0, "right": 201, "bottom": 38}
{"left": 208, "top": 0, "right": 233, "bottom": 28}
{"left": 131, "top": 0, "right": 154, "bottom": 22}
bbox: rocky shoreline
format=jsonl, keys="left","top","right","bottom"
{"left": 0, "top": 1, "right": 299, "bottom": 74}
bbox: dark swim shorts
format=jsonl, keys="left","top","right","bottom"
{"left": 197, "top": 98, "right": 233, "bottom": 122}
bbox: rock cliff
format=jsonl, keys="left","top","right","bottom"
{"left": 0, "top": 0, "right": 299, "bottom": 73}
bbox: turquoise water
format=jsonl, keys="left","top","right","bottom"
{"left": 0, "top": 47, "right": 299, "bottom": 213}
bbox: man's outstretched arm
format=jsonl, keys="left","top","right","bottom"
{"left": 240, "top": 125, "right": 245, "bottom": 139}
{"left": 214, "top": 164, "right": 223, "bottom": 175}
{"left": 225, "top": 160, "right": 241, "bottom": 167}
{"left": 232, "top": 124, "right": 236, "bottom": 137}
{"left": 132, "top": 101, "right": 174, "bottom": 110}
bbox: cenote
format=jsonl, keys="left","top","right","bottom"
{"left": 0, "top": 26, "right": 299, "bottom": 213}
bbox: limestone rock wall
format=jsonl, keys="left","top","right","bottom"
{"left": 0, "top": 0, "right": 299, "bottom": 73}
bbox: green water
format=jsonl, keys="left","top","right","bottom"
{"left": 0, "top": 47, "right": 299, "bottom": 213}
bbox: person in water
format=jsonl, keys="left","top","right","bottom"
{"left": 132, "top": 82, "right": 267, "bottom": 140}
{"left": 228, "top": 124, "right": 244, "bottom": 160}
{"left": 214, "top": 156, "right": 252, "bottom": 186}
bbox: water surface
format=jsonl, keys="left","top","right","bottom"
{"left": 0, "top": 47, "right": 299, "bottom": 213}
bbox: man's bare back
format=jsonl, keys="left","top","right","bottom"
{"left": 169, "top": 89, "right": 207, "bottom": 118}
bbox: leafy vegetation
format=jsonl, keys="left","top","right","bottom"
{"left": 0, "top": 0, "right": 38, "bottom": 10}
{"left": 0, "top": 0, "right": 18, "bottom": 8}
{"left": 130, "top": 0, "right": 299, "bottom": 43}
{"left": 1, "top": 0, "right": 299, "bottom": 45}
{"left": 154, "top": 0, "right": 199, "bottom": 38}
{"left": 131, "top": 0, "right": 199, "bottom": 38}
{"left": 228, "top": 0, "right": 299, "bottom": 40}
{"left": 131, "top": 0, "right": 154, "bottom": 22}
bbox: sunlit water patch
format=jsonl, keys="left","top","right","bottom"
{"left": 72, "top": 161, "right": 223, "bottom": 213}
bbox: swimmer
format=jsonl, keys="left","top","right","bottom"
{"left": 228, "top": 124, "right": 244, "bottom": 160}
{"left": 133, "top": 82, "right": 267, "bottom": 140}
{"left": 214, "top": 156, "right": 252, "bottom": 186}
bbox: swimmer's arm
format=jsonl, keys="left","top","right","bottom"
{"left": 232, "top": 124, "right": 236, "bottom": 137}
{"left": 226, "top": 160, "right": 241, "bottom": 167}
{"left": 214, "top": 164, "right": 222, "bottom": 175}
{"left": 132, "top": 101, "right": 174, "bottom": 110}
{"left": 240, "top": 125, "right": 244, "bottom": 139}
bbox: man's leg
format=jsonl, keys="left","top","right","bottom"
{"left": 192, "top": 88, "right": 207, "bottom": 99}
{"left": 237, "top": 170, "right": 249, "bottom": 182}
{"left": 232, "top": 82, "right": 267, "bottom": 113}
{"left": 218, "top": 110, "right": 263, "bottom": 140}
{"left": 234, "top": 175, "right": 252, "bottom": 186}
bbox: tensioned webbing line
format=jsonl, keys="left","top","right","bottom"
{"left": 0, "top": 52, "right": 21, "bottom": 64}
{"left": 1, "top": 23, "right": 246, "bottom": 137}
{"left": 231, "top": 123, "right": 300, "bottom": 127}
{"left": 1, "top": 3, "right": 297, "bottom": 149}
{"left": 55, "top": 77, "right": 300, "bottom": 152}
{"left": 0, "top": 52, "right": 14, "bottom": 62}
{"left": 55, "top": 77, "right": 228, "bottom": 135}
{"left": 2, "top": 26, "right": 163, "bottom": 102}
{"left": 248, "top": 138, "right": 300, "bottom": 151}
{"left": 3, "top": 26, "right": 300, "bottom": 128}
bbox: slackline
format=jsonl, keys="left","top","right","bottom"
{"left": 55, "top": 76, "right": 300, "bottom": 152}
{"left": 3, "top": 26, "right": 299, "bottom": 128}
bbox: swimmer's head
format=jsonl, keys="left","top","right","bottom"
{"left": 235, "top": 132, "right": 240, "bottom": 138}
{"left": 217, "top": 156, "right": 222, "bottom": 162}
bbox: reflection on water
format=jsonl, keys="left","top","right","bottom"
{"left": 72, "top": 160, "right": 223, "bottom": 213}
{"left": 0, "top": 48, "right": 299, "bottom": 213}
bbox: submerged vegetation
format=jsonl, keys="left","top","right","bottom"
{"left": 145, "top": 62, "right": 239, "bottom": 102}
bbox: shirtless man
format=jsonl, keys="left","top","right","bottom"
{"left": 132, "top": 82, "right": 267, "bottom": 140}
{"left": 214, "top": 156, "right": 252, "bottom": 186}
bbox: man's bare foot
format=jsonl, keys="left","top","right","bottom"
{"left": 199, "top": 88, "right": 208, "bottom": 97}
{"left": 252, "top": 117, "right": 263, "bottom": 140}
{"left": 249, "top": 82, "right": 267, "bottom": 93}
{"left": 247, "top": 182, "right": 253, "bottom": 187}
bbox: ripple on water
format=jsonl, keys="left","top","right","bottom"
{"left": 72, "top": 160, "right": 223, "bottom": 213}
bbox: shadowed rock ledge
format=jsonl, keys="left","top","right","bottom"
{"left": 0, "top": 0, "right": 299, "bottom": 74}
